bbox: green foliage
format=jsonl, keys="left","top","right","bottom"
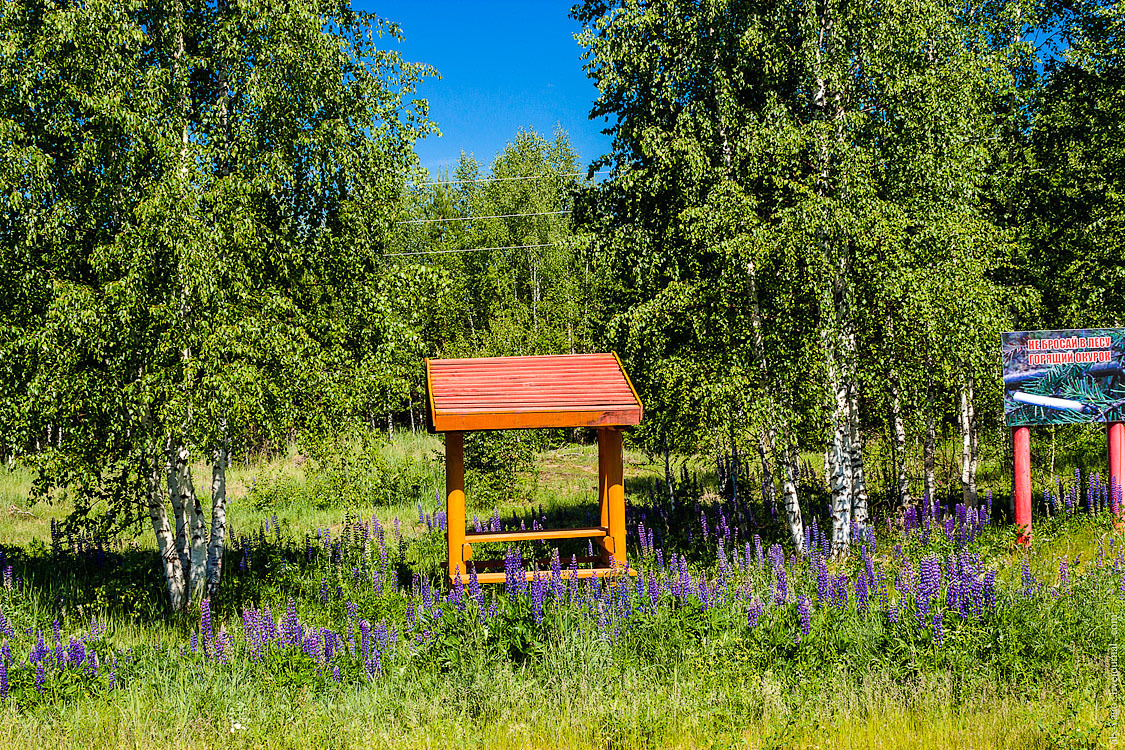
{"left": 0, "top": 0, "right": 435, "bottom": 523}
{"left": 249, "top": 430, "right": 443, "bottom": 513}
{"left": 1024, "top": 0, "right": 1125, "bottom": 328}
{"left": 393, "top": 127, "right": 594, "bottom": 364}
{"left": 463, "top": 430, "right": 541, "bottom": 509}
{"left": 570, "top": 0, "right": 1013, "bottom": 466}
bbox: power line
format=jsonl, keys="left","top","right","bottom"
{"left": 383, "top": 243, "right": 554, "bottom": 258}
{"left": 396, "top": 210, "right": 570, "bottom": 226}
{"left": 407, "top": 170, "right": 608, "bottom": 188}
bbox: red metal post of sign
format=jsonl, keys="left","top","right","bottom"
{"left": 1013, "top": 426, "right": 1032, "bottom": 546}
{"left": 1109, "top": 422, "right": 1125, "bottom": 516}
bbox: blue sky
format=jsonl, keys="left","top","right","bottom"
{"left": 354, "top": 2, "right": 613, "bottom": 178}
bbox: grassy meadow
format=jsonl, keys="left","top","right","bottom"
{"left": 0, "top": 429, "right": 1122, "bottom": 749}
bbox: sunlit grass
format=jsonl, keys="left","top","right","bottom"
{"left": 1, "top": 432, "right": 1123, "bottom": 749}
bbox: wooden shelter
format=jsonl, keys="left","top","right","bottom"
{"left": 425, "top": 353, "right": 643, "bottom": 583}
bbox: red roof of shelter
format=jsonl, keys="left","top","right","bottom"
{"left": 425, "top": 353, "right": 643, "bottom": 432}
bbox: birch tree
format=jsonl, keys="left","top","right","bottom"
{"left": 573, "top": 0, "right": 1006, "bottom": 552}
{"left": 0, "top": 0, "right": 434, "bottom": 610}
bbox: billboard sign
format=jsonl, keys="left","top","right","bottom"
{"left": 1002, "top": 328, "right": 1125, "bottom": 426}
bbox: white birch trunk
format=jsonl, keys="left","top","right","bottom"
{"left": 890, "top": 370, "right": 912, "bottom": 509}
{"left": 825, "top": 336, "right": 852, "bottom": 554}
{"left": 846, "top": 378, "right": 868, "bottom": 531}
{"left": 147, "top": 440, "right": 186, "bottom": 611}
{"left": 179, "top": 446, "right": 207, "bottom": 601}
{"left": 167, "top": 440, "right": 190, "bottom": 581}
{"left": 965, "top": 368, "right": 979, "bottom": 506}
{"left": 205, "top": 440, "right": 228, "bottom": 598}
{"left": 959, "top": 367, "right": 978, "bottom": 507}
{"left": 827, "top": 417, "right": 852, "bottom": 554}
{"left": 757, "top": 430, "right": 777, "bottom": 513}
{"left": 780, "top": 433, "right": 804, "bottom": 552}
{"left": 924, "top": 356, "right": 937, "bottom": 507}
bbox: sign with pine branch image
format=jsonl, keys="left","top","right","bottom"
{"left": 1002, "top": 328, "right": 1125, "bottom": 426}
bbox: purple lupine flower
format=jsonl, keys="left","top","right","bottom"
{"left": 873, "top": 568, "right": 889, "bottom": 612}
{"left": 216, "top": 632, "right": 231, "bottom": 664}
{"left": 452, "top": 566, "right": 465, "bottom": 610}
{"left": 745, "top": 600, "right": 763, "bottom": 635}
{"left": 35, "top": 661, "right": 46, "bottom": 692}
{"left": 332, "top": 665, "right": 342, "bottom": 682}
{"left": 67, "top": 637, "right": 85, "bottom": 668}
{"left": 53, "top": 619, "right": 63, "bottom": 668}
{"left": 855, "top": 572, "right": 869, "bottom": 614}
{"left": 469, "top": 564, "right": 482, "bottom": 604}
{"left": 0, "top": 650, "right": 7, "bottom": 702}
{"left": 932, "top": 611, "right": 944, "bottom": 647}
{"left": 835, "top": 573, "right": 850, "bottom": 610}
{"left": 531, "top": 573, "right": 546, "bottom": 624}
{"left": 796, "top": 595, "right": 811, "bottom": 639}
{"left": 201, "top": 599, "right": 212, "bottom": 653}
{"left": 919, "top": 556, "right": 942, "bottom": 603}
{"left": 504, "top": 548, "right": 520, "bottom": 598}
{"left": 550, "top": 548, "right": 563, "bottom": 600}
{"left": 815, "top": 556, "right": 830, "bottom": 605}
{"left": 769, "top": 544, "right": 787, "bottom": 605}
{"left": 1021, "top": 556, "right": 1035, "bottom": 591}
{"left": 285, "top": 598, "right": 300, "bottom": 645}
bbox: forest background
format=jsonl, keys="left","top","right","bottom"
{"left": 0, "top": 0, "right": 1123, "bottom": 607}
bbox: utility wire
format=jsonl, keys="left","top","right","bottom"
{"left": 407, "top": 170, "right": 608, "bottom": 188}
{"left": 396, "top": 210, "right": 570, "bottom": 226}
{"left": 383, "top": 243, "right": 554, "bottom": 258}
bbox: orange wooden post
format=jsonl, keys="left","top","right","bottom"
{"left": 446, "top": 431, "right": 466, "bottom": 581}
{"left": 597, "top": 428, "right": 611, "bottom": 566}
{"left": 604, "top": 428, "right": 626, "bottom": 569}
{"left": 1013, "top": 426, "right": 1031, "bottom": 546}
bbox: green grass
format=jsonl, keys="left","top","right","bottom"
{"left": 0, "top": 665, "right": 1114, "bottom": 749}
{"left": 1, "top": 431, "right": 1123, "bottom": 749}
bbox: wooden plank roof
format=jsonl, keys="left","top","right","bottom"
{"left": 425, "top": 353, "right": 643, "bottom": 432}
